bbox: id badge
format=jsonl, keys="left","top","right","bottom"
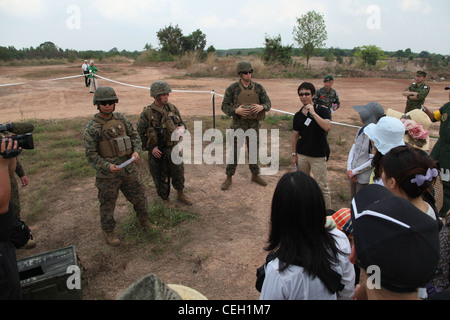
{"left": 304, "top": 118, "right": 312, "bottom": 126}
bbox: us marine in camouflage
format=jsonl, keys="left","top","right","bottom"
{"left": 403, "top": 71, "right": 430, "bottom": 113}
{"left": 220, "top": 61, "right": 272, "bottom": 191}
{"left": 313, "top": 75, "right": 340, "bottom": 115}
{"left": 84, "top": 86, "right": 154, "bottom": 247}
{"left": 137, "top": 81, "right": 192, "bottom": 208}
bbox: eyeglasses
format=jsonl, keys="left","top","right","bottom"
{"left": 241, "top": 71, "right": 253, "bottom": 75}
{"left": 99, "top": 101, "right": 116, "bottom": 106}
{"left": 298, "top": 92, "right": 312, "bottom": 97}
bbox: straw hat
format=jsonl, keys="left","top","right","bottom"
{"left": 386, "top": 108, "right": 431, "bottom": 151}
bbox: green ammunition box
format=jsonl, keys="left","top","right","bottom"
{"left": 17, "top": 246, "right": 82, "bottom": 300}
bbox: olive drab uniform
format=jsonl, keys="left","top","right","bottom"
{"left": 84, "top": 112, "right": 149, "bottom": 233}
{"left": 405, "top": 82, "right": 430, "bottom": 113}
{"left": 314, "top": 87, "right": 340, "bottom": 112}
{"left": 137, "top": 102, "right": 186, "bottom": 200}
{"left": 431, "top": 102, "right": 450, "bottom": 216}
{"left": 221, "top": 79, "right": 271, "bottom": 177}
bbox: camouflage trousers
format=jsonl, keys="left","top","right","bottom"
{"left": 95, "top": 172, "right": 148, "bottom": 233}
{"left": 148, "top": 150, "right": 185, "bottom": 200}
{"left": 226, "top": 119, "right": 261, "bottom": 176}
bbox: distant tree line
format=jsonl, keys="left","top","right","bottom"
{"left": 0, "top": 41, "right": 141, "bottom": 62}
{"left": 1, "top": 20, "right": 448, "bottom": 70}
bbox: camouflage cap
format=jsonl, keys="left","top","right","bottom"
{"left": 150, "top": 81, "right": 172, "bottom": 98}
{"left": 93, "top": 87, "right": 119, "bottom": 105}
{"left": 236, "top": 61, "right": 253, "bottom": 75}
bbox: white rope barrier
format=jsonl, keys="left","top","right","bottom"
{"left": 1, "top": 73, "right": 435, "bottom": 138}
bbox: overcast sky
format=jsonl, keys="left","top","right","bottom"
{"left": 0, "top": 0, "right": 449, "bottom": 54}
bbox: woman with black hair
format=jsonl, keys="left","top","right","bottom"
{"left": 259, "top": 171, "right": 355, "bottom": 300}
{"left": 381, "top": 145, "right": 440, "bottom": 221}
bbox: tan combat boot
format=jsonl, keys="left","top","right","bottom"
{"left": 139, "top": 218, "right": 156, "bottom": 230}
{"left": 104, "top": 231, "right": 121, "bottom": 247}
{"left": 221, "top": 175, "right": 232, "bottom": 191}
{"left": 162, "top": 198, "right": 175, "bottom": 209}
{"left": 177, "top": 190, "right": 193, "bottom": 206}
{"left": 251, "top": 174, "right": 267, "bottom": 187}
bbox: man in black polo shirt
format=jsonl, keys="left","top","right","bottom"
{"left": 291, "top": 82, "right": 332, "bottom": 210}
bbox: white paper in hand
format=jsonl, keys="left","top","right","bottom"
{"left": 116, "top": 156, "right": 135, "bottom": 169}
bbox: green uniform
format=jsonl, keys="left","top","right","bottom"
{"left": 405, "top": 82, "right": 430, "bottom": 113}
{"left": 88, "top": 65, "right": 98, "bottom": 79}
{"left": 431, "top": 102, "right": 450, "bottom": 216}
{"left": 314, "top": 87, "right": 340, "bottom": 111}
{"left": 221, "top": 80, "right": 271, "bottom": 176}
{"left": 137, "top": 102, "right": 186, "bottom": 200}
{"left": 84, "top": 112, "right": 148, "bottom": 232}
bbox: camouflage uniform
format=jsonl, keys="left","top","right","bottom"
{"left": 405, "top": 82, "right": 430, "bottom": 113}
{"left": 137, "top": 102, "right": 186, "bottom": 199}
{"left": 222, "top": 79, "right": 271, "bottom": 176}
{"left": 84, "top": 112, "right": 148, "bottom": 233}
{"left": 313, "top": 87, "right": 340, "bottom": 112}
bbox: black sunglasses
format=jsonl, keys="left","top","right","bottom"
{"left": 298, "top": 92, "right": 312, "bottom": 97}
{"left": 241, "top": 70, "right": 253, "bottom": 75}
{"left": 99, "top": 100, "right": 116, "bottom": 106}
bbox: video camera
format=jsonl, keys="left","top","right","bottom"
{"left": 1, "top": 122, "right": 35, "bottom": 159}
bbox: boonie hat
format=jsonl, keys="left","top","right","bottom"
{"left": 353, "top": 102, "right": 385, "bottom": 126}
{"left": 351, "top": 184, "right": 440, "bottom": 293}
{"left": 363, "top": 116, "right": 405, "bottom": 155}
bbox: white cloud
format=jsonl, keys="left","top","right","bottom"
{"left": 0, "top": 0, "right": 45, "bottom": 17}
{"left": 398, "top": 0, "right": 432, "bottom": 14}
{"left": 91, "top": 0, "right": 162, "bottom": 21}
{"left": 200, "top": 15, "right": 238, "bottom": 28}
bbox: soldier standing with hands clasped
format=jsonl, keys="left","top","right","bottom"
{"left": 137, "top": 81, "right": 192, "bottom": 208}
{"left": 84, "top": 87, "right": 154, "bottom": 247}
{"left": 220, "top": 61, "right": 271, "bottom": 191}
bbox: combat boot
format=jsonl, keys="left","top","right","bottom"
{"left": 104, "top": 231, "right": 121, "bottom": 247}
{"left": 162, "top": 198, "right": 175, "bottom": 209}
{"left": 221, "top": 175, "right": 232, "bottom": 191}
{"left": 139, "top": 218, "right": 155, "bottom": 230}
{"left": 252, "top": 174, "right": 267, "bottom": 187}
{"left": 177, "top": 190, "right": 193, "bottom": 206}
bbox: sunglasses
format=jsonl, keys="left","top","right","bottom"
{"left": 298, "top": 92, "right": 312, "bottom": 97}
{"left": 241, "top": 71, "right": 253, "bottom": 75}
{"left": 99, "top": 101, "right": 116, "bottom": 106}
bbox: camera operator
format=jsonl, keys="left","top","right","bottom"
{"left": 0, "top": 138, "right": 23, "bottom": 299}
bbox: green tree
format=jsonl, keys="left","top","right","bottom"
{"left": 354, "top": 45, "right": 386, "bottom": 66}
{"left": 157, "top": 24, "right": 184, "bottom": 55}
{"left": 293, "top": 10, "right": 327, "bottom": 66}
{"left": 262, "top": 34, "right": 292, "bottom": 67}
{"left": 182, "top": 29, "right": 207, "bottom": 53}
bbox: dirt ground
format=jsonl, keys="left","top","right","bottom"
{"left": 0, "top": 62, "right": 448, "bottom": 300}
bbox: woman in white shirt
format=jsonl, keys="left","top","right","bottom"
{"left": 260, "top": 171, "right": 355, "bottom": 300}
